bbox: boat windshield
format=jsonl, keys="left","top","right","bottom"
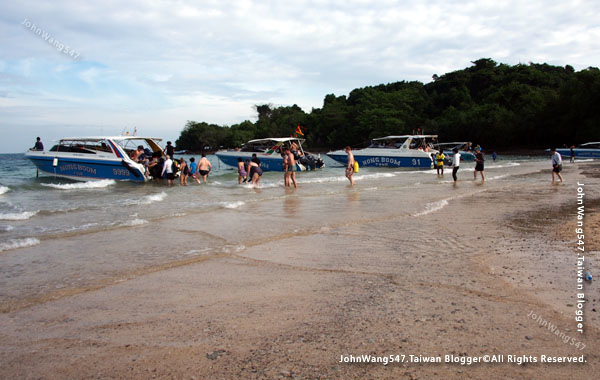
{"left": 369, "top": 136, "right": 437, "bottom": 151}
{"left": 241, "top": 139, "right": 305, "bottom": 155}
{"left": 49, "top": 139, "right": 114, "bottom": 154}
{"left": 113, "top": 138, "right": 162, "bottom": 157}
{"left": 368, "top": 137, "right": 408, "bottom": 149}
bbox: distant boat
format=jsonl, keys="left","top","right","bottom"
{"left": 327, "top": 135, "right": 437, "bottom": 168}
{"left": 554, "top": 142, "right": 600, "bottom": 158}
{"left": 215, "top": 137, "right": 325, "bottom": 171}
{"left": 433, "top": 142, "right": 476, "bottom": 161}
{"left": 25, "top": 136, "right": 164, "bottom": 181}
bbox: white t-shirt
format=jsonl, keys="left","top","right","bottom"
{"left": 452, "top": 153, "right": 461, "bottom": 167}
{"left": 552, "top": 152, "right": 562, "bottom": 166}
{"left": 162, "top": 158, "right": 173, "bottom": 175}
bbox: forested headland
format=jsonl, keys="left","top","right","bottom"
{"left": 175, "top": 59, "right": 600, "bottom": 152}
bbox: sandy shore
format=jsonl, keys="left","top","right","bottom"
{"left": 1, "top": 162, "right": 598, "bottom": 379}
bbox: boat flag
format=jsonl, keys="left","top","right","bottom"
{"left": 295, "top": 125, "right": 304, "bottom": 136}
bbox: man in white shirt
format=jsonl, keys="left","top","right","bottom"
{"left": 550, "top": 148, "right": 563, "bottom": 183}
{"left": 162, "top": 155, "right": 175, "bottom": 185}
{"left": 451, "top": 148, "right": 461, "bottom": 182}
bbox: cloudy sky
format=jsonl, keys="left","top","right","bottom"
{"left": 1, "top": 0, "right": 598, "bottom": 152}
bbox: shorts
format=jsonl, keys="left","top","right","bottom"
{"left": 239, "top": 170, "right": 247, "bottom": 177}
{"left": 287, "top": 165, "right": 297, "bottom": 172}
{"left": 436, "top": 163, "right": 444, "bottom": 169}
{"left": 199, "top": 170, "right": 209, "bottom": 176}
{"left": 553, "top": 164, "right": 562, "bottom": 173}
{"left": 475, "top": 163, "right": 484, "bottom": 171}
{"left": 166, "top": 173, "right": 175, "bottom": 180}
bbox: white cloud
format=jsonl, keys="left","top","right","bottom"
{"left": 0, "top": 0, "right": 599, "bottom": 152}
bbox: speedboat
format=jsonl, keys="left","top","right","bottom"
{"left": 433, "top": 142, "right": 476, "bottom": 161}
{"left": 327, "top": 135, "right": 437, "bottom": 168}
{"left": 25, "top": 136, "right": 164, "bottom": 181}
{"left": 216, "top": 137, "right": 325, "bottom": 171}
{"left": 555, "top": 143, "right": 600, "bottom": 158}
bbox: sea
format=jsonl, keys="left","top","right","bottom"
{"left": 0, "top": 152, "right": 553, "bottom": 311}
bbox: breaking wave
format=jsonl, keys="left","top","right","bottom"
{"left": 0, "top": 186, "right": 9, "bottom": 195}
{"left": 413, "top": 199, "right": 449, "bottom": 217}
{"left": 0, "top": 211, "right": 38, "bottom": 220}
{"left": 41, "top": 179, "right": 116, "bottom": 190}
{"left": 0, "top": 237, "right": 41, "bottom": 252}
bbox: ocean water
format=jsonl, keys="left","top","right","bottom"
{"left": 0, "top": 152, "right": 551, "bottom": 311}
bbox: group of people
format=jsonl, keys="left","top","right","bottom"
{"left": 129, "top": 141, "right": 213, "bottom": 186}
{"left": 236, "top": 154, "right": 263, "bottom": 185}
{"left": 434, "top": 146, "right": 486, "bottom": 183}
{"left": 156, "top": 153, "right": 212, "bottom": 186}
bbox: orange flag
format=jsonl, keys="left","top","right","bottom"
{"left": 295, "top": 125, "right": 304, "bottom": 136}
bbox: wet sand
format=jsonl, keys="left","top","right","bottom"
{"left": 1, "top": 162, "right": 599, "bottom": 379}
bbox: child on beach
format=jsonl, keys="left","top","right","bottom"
{"left": 237, "top": 158, "right": 247, "bottom": 184}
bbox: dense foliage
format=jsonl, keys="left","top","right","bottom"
{"left": 176, "top": 59, "right": 600, "bottom": 151}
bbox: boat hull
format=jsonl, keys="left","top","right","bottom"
{"left": 555, "top": 149, "right": 600, "bottom": 158}
{"left": 327, "top": 150, "right": 433, "bottom": 168}
{"left": 216, "top": 151, "right": 317, "bottom": 171}
{"left": 26, "top": 153, "right": 146, "bottom": 181}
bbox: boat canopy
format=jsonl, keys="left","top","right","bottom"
{"left": 371, "top": 135, "right": 437, "bottom": 141}
{"left": 49, "top": 137, "right": 164, "bottom": 156}
{"left": 368, "top": 135, "right": 438, "bottom": 150}
{"left": 579, "top": 142, "right": 600, "bottom": 148}
{"left": 241, "top": 138, "right": 306, "bottom": 154}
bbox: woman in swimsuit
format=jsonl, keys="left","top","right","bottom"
{"left": 248, "top": 160, "right": 263, "bottom": 186}
{"left": 237, "top": 157, "right": 247, "bottom": 184}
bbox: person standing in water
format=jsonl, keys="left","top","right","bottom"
{"left": 237, "top": 158, "right": 247, "bottom": 184}
{"left": 345, "top": 146, "right": 355, "bottom": 186}
{"left": 161, "top": 155, "right": 175, "bottom": 186}
{"left": 451, "top": 148, "right": 461, "bottom": 182}
{"left": 284, "top": 147, "right": 298, "bottom": 188}
{"left": 551, "top": 148, "right": 564, "bottom": 183}
{"left": 197, "top": 153, "right": 212, "bottom": 183}
{"left": 435, "top": 150, "right": 445, "bottom": 175}
{"left": 248, "top": 160, "right": 262, "bottom": 186}
{"left": 473, "top": 147, "right": 485, "bottom": 181}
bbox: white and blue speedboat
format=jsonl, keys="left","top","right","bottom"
{"left": 327, "top": 135, "right": 437, "bottom": 168}
{"left": 216, "top": 137, "right": 324, "bottom": 171}
{"left": 433, "top": 142, "right": 476, "bottom": 161}
{"left": 25, "top": 136, "right": 164, "bottom": 181}
{"left": 555, "top": 142, "right": 600, "bottom": 159}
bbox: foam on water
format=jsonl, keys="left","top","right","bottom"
{"left": 0, "top": 211, "right": 38, "bottom": 220}
{"left": 0, "top": 186, "right": 9, "bottom": 195}
{"left": 120, "top": 218, "right": 149, "bottom": 227}
{"left": 0, "top": 237, "right": 41, "bottom": 252}
{"left": 413, "top": 199, "right": 449, "bottom": 217}
{"left": 1, "top": 225, "right": 15, "bottom": 232}
{"left": 125, "top": 191, "right": 167, "bottom": 205}
{"left": 220, "top": 201, "right": 245, "bottom": 209}
{"left": 486, "top": 162, "right": 521, "bottom": 169}
{"left": 41, "top": 179, "right": 116, "bottom": 190}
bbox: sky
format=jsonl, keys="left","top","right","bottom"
{"left": 1, "top": 0, "right": 599, "bottom": 153}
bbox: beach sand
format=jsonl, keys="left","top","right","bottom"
{"left": 1, "top": 162, "right": 599, "bottom": 379}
